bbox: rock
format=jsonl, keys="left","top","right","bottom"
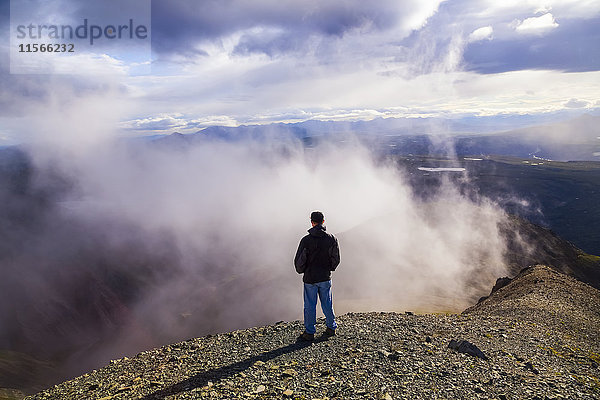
{"left": 378, "top": 350, "right": 400, "bottom": 361}
{"left": 282, "top": 368, "right": 298, "bottom": 377}
{"left": 524, "top": 361, "right": 539, "bottom": 374}
{"left": 378, "top": 349, "right": 392, "bottom": 358}
{"left": 283, "top": 388, "right": 294, "bottom": 396}
{"left": 478, "top": 277, "right": 513, "bottom": 303}
{"left": 491, "top": 277, "right": 513, "bottom": 293}
{"left": 405, "top": 311, "right": 414, "bottom": 316}
{"left": 254, "top": 384, "right": 266, "bottom": 393}
{"left": 448, "top": 339, "right": 488, "bottom": 360}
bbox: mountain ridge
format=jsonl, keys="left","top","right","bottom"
{"left": 22, "top": 265, "right": 600, "bottom": 400}
{"left": 149, "top": 114, "right": 600, "bottom": 161}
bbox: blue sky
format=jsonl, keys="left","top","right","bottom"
{"left": 1, "top": 0, "right": 599, "bottom": 143}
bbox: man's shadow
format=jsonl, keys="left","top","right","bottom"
{"left": 141, "top": 336, "right": 330, "bottom": 399}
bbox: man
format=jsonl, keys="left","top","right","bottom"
{"left": 294, "top": 210, "right": 340, "bottom": 341}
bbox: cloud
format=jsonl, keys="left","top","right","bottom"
{"left": 121, "top": 113, "right": 241, "bottom": 133}
{"left": 468, "top": 26, "right": 493, "bottom": 42}
{"left": 1, "top": 0, "right": 600, "bottom": 143}
{"left": 564, "top": 98, "right": 589, "bottom": 108}
{"left": 151, "top": 0, "right": 444, "bottom": 57}
{"left": 473, "top": 0, "right": 600, "bottom": 19}
{"left": 232, "top": 27, "right": 306, "bottom": 58}
{"left": 535, "top": 5, "right": 552, "bottom": 15}
{"left": 123, "top": 113, "right": 187, "bottom": 131}
{"left": 4, "top": 118, "right": 511, "bottom": 378}
{"left": 17, "top": 52, "right": 130, "bottom": 76}
{"left": 393, "top": 3, "right": 597, "bottom": 80}
{"left": 117, "top": 61, "right": 600, "bottom": 135}
{"left": 8, "top": 0, "right": 151, "bottom": 74}
{"left": 464, "top": 17, "right": 600, "bottom": 73}
{"left": 514, "top": 13, "right": 559, "bottom": 35}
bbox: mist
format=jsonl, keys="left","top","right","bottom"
{"left": 1, "top": 124, "right": 510, "bottom": 386}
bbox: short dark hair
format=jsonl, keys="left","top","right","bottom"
{"left": 310, "top": 211, "right": 324, "bottom": 224}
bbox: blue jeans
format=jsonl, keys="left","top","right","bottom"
{"left": 303, "top": 280, "right": 337, "bottom": 334}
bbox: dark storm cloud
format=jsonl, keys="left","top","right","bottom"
{"left": 0, "top": 0, "right": 8, "bottom": 50}
{"left": 151, "top": 0, "right": 403, "bottom": 56}
{"left": 463, "top": 17, "right": 600, "bottom": 74}
{"left": 232, "top": 30, "right": 306, "bottom": 58}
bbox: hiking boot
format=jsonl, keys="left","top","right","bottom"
{"left": 324, "top": 327, "right": 336, "bottom": 337}
{"left": 298, "top": 332, "right": 314, "bottom": 342}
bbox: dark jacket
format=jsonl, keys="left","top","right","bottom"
{"left": 294, "top": 224, "right": 340, "bottom": 284}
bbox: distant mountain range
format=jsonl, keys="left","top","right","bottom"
{"left": 151, "top": 114, "right": 600, "bottom": 162}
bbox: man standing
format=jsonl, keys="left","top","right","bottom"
{"left": 294, "top": 211, "right": 340, "bottom": 341}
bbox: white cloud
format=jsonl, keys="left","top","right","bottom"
{"left": 187, "top": 115, "right": 240, "bottom": 128}
{"left": 514, "top": 13, "right": 559, "bottom": 35}
{"left": 535, "top": 5, "right": 552, "bottom": 15}
{"left": 10, "top": 51, "right": 130, "bottom": 76}
{"left": 474, "top": 1, "right": 600, "bottom": 19}
{"left": 468, "top": 26, "right": 494, "bottom": 42}
{"left": 122, "top": 64, "right": 600, "bottom": 130}
{"left": 123, "top": 114, "right": 185, "bottom": 131}
{"left": 400, "top": 0, "right": 447, "bottom": 31}
{"left": 121, "top": 113, "right": 242, "bottom": 133}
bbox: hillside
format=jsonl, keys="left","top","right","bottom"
{"left": 501, "top": 215, "right": 600, "bottom": 288}
{"left": 24, "top": 265, "right": 600, "bottom": 400}
{"left": 402, "top": 155, "right": 600, "bottom": 256}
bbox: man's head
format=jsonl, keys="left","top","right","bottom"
{"left": 310, "top": 211, "right": 324, "bottom": 226}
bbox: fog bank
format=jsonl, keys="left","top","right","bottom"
{"left": 2, "top": 131, "right": 509, "bottom": 383}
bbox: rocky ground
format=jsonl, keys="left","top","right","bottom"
{"left": 23, "top": 265, "right": 600, "bottom": 400}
